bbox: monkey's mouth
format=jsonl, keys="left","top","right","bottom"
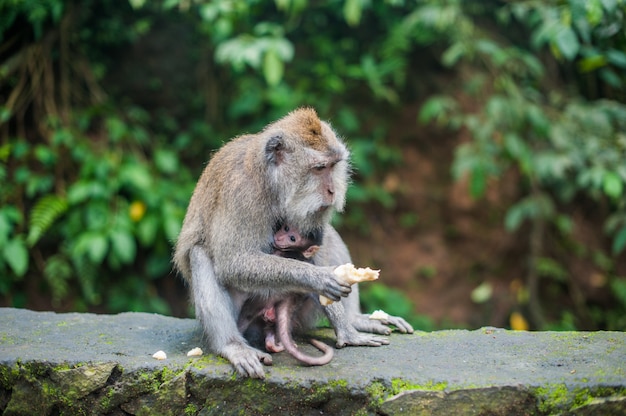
{"left": 317, "top": 204, "right": 331, "bottom": 212}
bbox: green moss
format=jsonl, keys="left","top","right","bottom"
{"left": 98, "top": 333, "right": 114, "bottom": 345}
{"left": 327, "top": 378, "right": 348, "bottom": 389}
{"left": 139, "top": 370, "right": 162, "bottom": 392}
{"left": 391, "top": 378, "right": 448, "bottom": 394}
{"left": 0, "top": 332, "right": 16, "bottom": 344}
{"left": 185, "top": 403, "right": 198, "bottom": 415}
{"left": 0, "top": 363, "right": 20, "bottom": 388}
{"left": 20, "top": 362, "right": 49, "bottom": 383}
{"left": 534, "top": 384, "right": 626, "bottom": 413}
{"left": 365, "top": 381, "right": 388, "bottom": 405}
{"left": 100, "top": 389, "right": 113, "bottom": 412}
{"left": 160, "top": 366, "right": 177, "bottom": 384}
{"left": 535, "top": 383, "right": 570, "bottom": 413}
{"left": 53, "top": 363, "right": 74, "bottom": 372}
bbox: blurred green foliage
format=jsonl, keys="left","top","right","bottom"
{"left": 1, "top": 0, "right": 625, "bottom": 330}
{"left": 416, "top": 0, "right": 626, "bottom": 330}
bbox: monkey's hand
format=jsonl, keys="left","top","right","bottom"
{"left": 221, "top": 341, "right": 273, "bottom": 379}
{"left": 314, "top": 267, "right": 353, "bottom": 302}
{"left": 351, "top": 312, "right": 415, "bottom": 335}
{"left": 320, "top": 264, "right": 379, "bottom": 306}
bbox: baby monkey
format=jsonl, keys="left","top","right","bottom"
{"left": 272, "top": 224, "right": 320, "bottom": 261}
{"left": 261, "top": 223, "right": 333, "bottom": 365}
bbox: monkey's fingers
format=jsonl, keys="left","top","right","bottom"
{"left": 321, "top": 264, "right": 378, "bottom": 306}
{"left": 336, "top": 332, "right": 389, "bottom": 348}
{"left": 224, "top": 343, "right": 270, "bottom": 379}
{"left": 368, "top": 310, "right": 414, "bottom": 334}
{"left": 383, "top": 316, "right": 415, "bottom": 334}
{"left": 352, "top": 317, "right": 392, "bottom": 335}
{"left": 319, "top": 280, "right": 352, "bottom": 306}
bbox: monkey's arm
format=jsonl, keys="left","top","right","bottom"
{"left": 215, "top": 249, "right": 351, "bottom": 302}
{"left": 190, "top": 246, "right": 272, "bottom": 378}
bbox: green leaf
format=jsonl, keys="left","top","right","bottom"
{"left": 418, "top": 96, "right": 457, "bottom": 125}
{"left": 555, "top": 214, "right": 573, "bottom": 235}
{"left": 469, "top": 166, "right": 486, "bottom": 199}
{"left": 603, "top": 172, "right": 623, "bottom": 199}
{"left": 262, "top": 48, "right": 283, "bottom": 86}
{"left": 612, "top": 227, "right": 626, "bottom": 255}
{"left": 162, "top": 202, "right": 183, "bottom": 242}
{"left": 128, "top": 0, "right": 146, "bottom": 9}
{"left": 471, "top": 282, "right": 493, "bottom": 303}
{"left": 120, "top": 164, "right": 152, "bottom": 191}
{"left": 505, "top": 202, "right": 527, "bottom": 232}
{"left": 27, "top": 195, "right": 69, "bottom": 247}
{"left": 526, "top": 105, "right": 550, "bottom": 137}
{"left": 343, "top": 0, "right": 363, "bottom": 26}
{"left": 607, "top": 49, "right": 626, "bottom": 68}
{"left": 68, "top": 181, "right": 103, "bottom": 204}
{"left": 154, "top": 149, "right": 179, "bottom": 174}
{"left": 274, "top": 0, "right": 290, "bottom": 11}
{"left": 106, "top": 117, "right": 128, "bottom": 142}
{"left": 554, "top": 26, "right": 579, "bottom": 60}
{"left": 3, "top": 238, "right": 28, "bottom": 277}
{"left": 43, "top": 255, "right": 72, "bottom": 301}
{"left": 610, "top": 277, "right": 626, "bottom": 308}
{"left": 0, "top": 216, "right": 10, "bottom": 244}
{"left": 136, "top": 214, "right": 159, "bottom": 246}
{"left": 0, "top": 107, "right": 12, "bottom": 123}
{"left": 535, "top": 257, "right": 567, "bottom": 282}
{"left": 75, "top": 232, "right": 108, "bottom": 264}
{"left": 599, "top": 68, "right": 623, "bottom": 88}
{"left": 110, "top": 229, "right": 136, "bottom": 265}
{"left": 585, "top": 0, "right": 604, "bottom": 25}
{"left": 441, "top": 42, "right": 465, "bottom": 67}
{"left": 578, "top": 55, "right": 607, "bottom": 72}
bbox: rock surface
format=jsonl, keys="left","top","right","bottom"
{"left": 0, "top": 307, "right": 625, "bottom": 415}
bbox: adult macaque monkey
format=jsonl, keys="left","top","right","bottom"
{"left": 174, "top": 108, "right": 413, "bottom": 378}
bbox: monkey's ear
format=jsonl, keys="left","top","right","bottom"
{"left": 265, "top": 134, "right": 285, "bottom": 165}
{"left": 303, "top": 245, "right": 320, "bottom": 259}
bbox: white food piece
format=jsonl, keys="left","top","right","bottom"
{"left": 370, "top": 310, "right": 390, "bottom": 321}
{"left": 320, "top": 263, "right": 380, "bottom": 306}
{"left": 152, "top": 350, "right": 167, "bottom": 360}
{"left": 186, "top": 347, "right": 203, "bottom": 357}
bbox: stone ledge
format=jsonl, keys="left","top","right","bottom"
{"left": 0, "top": 307, "right": 624, "bottom": 415}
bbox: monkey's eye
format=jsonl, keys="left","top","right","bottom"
{"left": 289, "top": 236, "right": 296, "bottom": 242}
{"left": 313, "top": 164, "right": 326, "bottom": 172}
{"left": 284, "top": 225, "right": 290, "bottom": 232}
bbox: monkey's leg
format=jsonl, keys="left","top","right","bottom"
{"left": 190, "top": 246, "right": 272, "bottom": 378}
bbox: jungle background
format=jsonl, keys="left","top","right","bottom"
{"left": 1, "top": 0, "right": 626, "bottom": 331}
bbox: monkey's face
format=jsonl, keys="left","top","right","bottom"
{"left": 283, "top": 144, "right": 349, "bottom": 228}
{"left": 265, "top": 122, "right": 350, "bottom": 231}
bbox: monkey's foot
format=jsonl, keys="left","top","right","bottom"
{"left": 265, "top": 333, "right": 285, "bottom": 353}
{"left": 335, "top": 327, "right": 389, "bottom": 349}
{"left": 352, "top": 313, "right": 414, "bottom": 335}
{"left": 221, "top": 342, "right": 272, "bottom": 379}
